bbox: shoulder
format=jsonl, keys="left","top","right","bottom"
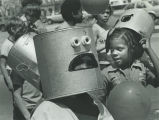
{"left": 1, "top": 39, "right": 13, "bottom": 51}
{"left": 0, "top": 39, "right": 14, "bottom": 57}
{"left": 31, "top": 101, "right": 78, "bottom": 120}
{"left": 92, "top": 23, "right": 101, "bottom": 32}
{"left": 92, "top": 24, "right": 108, "bottom": 37}
{"left": 102, "top": 64, "right": 115, "bottom": 75}
{"left": 107, "top": 16, "right": 118, "bottom": 28}
{"left": 2, "top": 38, "right": 13, "bottom": 44}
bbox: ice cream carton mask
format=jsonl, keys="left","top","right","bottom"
{"left": 110, "top": 9, "right": 154, "bottom": 39}
{"left": 7, "top": 33, "right": 40, "bottom": 89}
{"left": 33, "top": 26, "right": 103, "bottom": 99}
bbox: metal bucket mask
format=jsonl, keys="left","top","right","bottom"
{"left": 112, "top": 9, "right": 154, "bottom": 39}
{"left": 34, "top": 26, "right": 104, "bottom": 99}
{"left": 7, "top": 33, "right": 40, "bottom": 89}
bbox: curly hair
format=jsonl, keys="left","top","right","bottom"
{"left": 23, "top": 4, "right": 41, "bottom": 21}
{"left": 61, "top": 0, "right": 81, "bottom": 22}
{"left": 6, "top": 17, "right": 27, "bottom": 40}
{"left": 106, "top": 28, "right": 144, "bottom": 60}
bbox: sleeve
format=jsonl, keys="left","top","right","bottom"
{"left": 101, "top": 68, "right": 113, "bottom": 97}
{"left": 0, "top": 39, "right": 13, "bottom": 57}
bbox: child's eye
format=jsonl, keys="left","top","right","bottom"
{"left": 117, "top": 47, "right": 123, "bottom": 51}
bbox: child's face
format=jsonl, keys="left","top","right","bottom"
{"left": 110, "top": 38, "right": 131, "bottom": 68}
{"left": 25, "top": 14, "right": 37, "bottom": 25}
{"left": 97, "top": 9, "right": 111, "bottom": 24}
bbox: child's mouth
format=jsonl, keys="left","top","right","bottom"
{"left": 113, "top": 58, "right": 121, "bottom": 63}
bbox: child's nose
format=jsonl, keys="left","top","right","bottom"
{"left": 111, "top": 50, "right": 118, "bottom": 56}
{"left": 103, "top": 12, "right": 109, "bottom": 17}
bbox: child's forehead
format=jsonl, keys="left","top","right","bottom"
{"left": 110, "top": 30, "right": 130, "bottom": 43}
{"left": 110, "top": 37, "right": 127, "bottom": 46}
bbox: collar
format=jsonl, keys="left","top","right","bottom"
{"left": 107, "top": 60, "right": 143, "bottom": 73}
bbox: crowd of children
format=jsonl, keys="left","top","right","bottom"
{"left": 0, "top": 0, "right": 159, "bottom": 120}
{"left": 0, "top": 0, "right": 44, "bottom": 120}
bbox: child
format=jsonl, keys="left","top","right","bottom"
{"left": 60, "top": 0, "right": 83, "bottom": 28}
{"left": 92, "top": 5, "right": 115, "bottom": 69}
{"left": 30, "top": 0, "right": 114, "bottom": 120}
{"left": 102, "top": 27, "right": 159, "bottom": 96}
{"left": 20, "top": 0, "right": 46, "bottom": 34}
{"left": 93, "top": 5, "right": 114, "bottom": 30}
{"left": 0, "top": 17, "right": 42, "bottom": 120}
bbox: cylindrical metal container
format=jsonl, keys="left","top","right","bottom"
{"left": 112, "top": 9, "right": 154, "bottom": 39}
{"left": 7, "top": 33, "right": 40, "bottom": 89}
{"left": 34, "top": 26, "right": 104, "bottom": 99}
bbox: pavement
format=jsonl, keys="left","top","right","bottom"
{"left": 0, "top": 25, "right": 158, "bottom": 120}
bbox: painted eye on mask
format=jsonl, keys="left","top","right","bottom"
{"left": 121, "top": 14, "right": 134, "bottom": 22}
{"left": 70, "top": 37, "right": 81, "bottom": 48}
{"left": 81, "top": 36, "right": 91, "bottom": 46}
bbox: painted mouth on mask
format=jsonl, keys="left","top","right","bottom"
{"left": 69, "top": 53, "right": 98, "bottom": 71}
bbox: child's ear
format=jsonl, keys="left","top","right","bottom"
{"left": 130, "top": 46, "right": 135, "bottom": 55}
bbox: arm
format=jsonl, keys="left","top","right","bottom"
{"left": 141, "top": 38, "right": 159, "bottom": 80}
{"left": 0, "top": 57, "right": 31, "bottom": 120}
{"left": 0, "top": 57, "right": 13, "bottom": 92}
{"left": 13, "top": 85, "right": 31, "bottom": 120}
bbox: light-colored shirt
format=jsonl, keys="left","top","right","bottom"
{"left": 11, "top": 69, "right": 42, "bottom": 109}
{"left": 31, "top": 101, "right": 79, "bottom": 120}
{"left": 31, "top": 101, "right": 114, "bottom": 120}
{"left": 22, "top": 80, "right": 42, "bottom": 109}
{"left": 0, "top": 39, "right": 13, "bottom": 57}
{"left": 1, "top": 37, "right": 42, "bottom": 109}
{"left": 92, "top": 23, "right": 109, "bottom": 42}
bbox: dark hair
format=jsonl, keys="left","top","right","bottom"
{"left": 6, "top": 17, "right": 27, "bottom": 40}
{"left": 24, "top": 4, "right": 41, "bottom": 20}
{"left": 106, "top": 28, "right": 143, "bottom": 60}
{"left": 61, "top": 0, "right": 81, "bottom": 22}
{"left": 21, "top": 0, "right": 42, "bottom": 7}
{"left": 93, "top": 4, "right": 112, "bottom": 20}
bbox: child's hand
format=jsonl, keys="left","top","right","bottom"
{"left": 139, "top": 38, "right": 151, "bottom": 50}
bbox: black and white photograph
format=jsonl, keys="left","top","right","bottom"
{"left": 0, "top": 0, "right": 159, "bottom": 120}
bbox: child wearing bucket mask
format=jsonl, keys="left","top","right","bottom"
{"left": 0, "top": 17, "right": 42, "bottom": 120}
{"left": 30, "top": 0, "right": 115, "bottom": 120}
{"left": 59, "top": 0, "right": 83, "bottom": 29}
{"left": 102, "top": 27, "right": 159, "bottom": 96}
